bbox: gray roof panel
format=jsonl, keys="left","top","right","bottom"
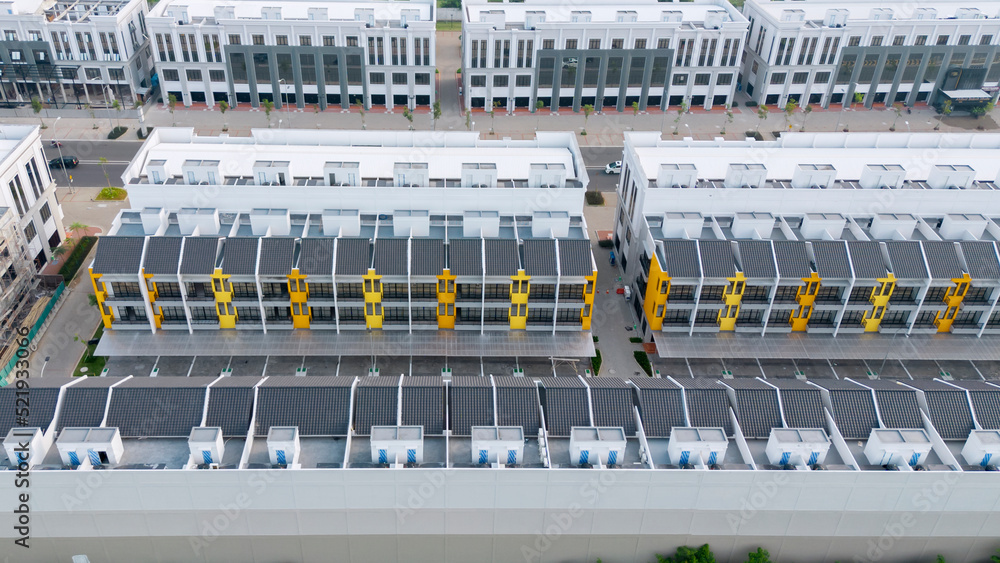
{"left": 221, "top": 237, "right": 260, "bottom": 276}
{"left": 587, "top": 377, "right": 637, "bottom": 435}
{"left": 258, "top": 237, "right": 295, "bottom": 276}
{"left": 675, "top": 378, "right": 734, "bottom": 435}
{"left": 373, "top": 238, "right": 408, "bottom": 276}
{"left": 92, "top": 236, "right": 145, "bottom": 274}
{"left": 180, "top": 237, "right": 221, "bottom": 275}
{"left": 401, "top": 377, "right": 445, "bottom": 435}
{"left": 524, "top": 239, "right": 557, "bottom": 276}
{"left": 448, "top": 376, "right": 494, "bottom": 435}
{"left": 494, "top": 376, "right": 540, "bottom": 435}
{"left": 485, "top": 239, "right": 520, "bottom": 276}
{"left": 885, "top": 241, "right": 929, "bottom": 280}
{"left": 724, "top": 379, "right": 783, "bottom": 439}
{"left": 810, "top": 379, "right": 878, "bottom": 439}
{"left": 629, "top": 377, "right": 685, "bottom": 437}
{"left": 411, "top": 239, "right": 445, "bottom": 276}
{"left": 698, "top": 240, "right": 736, "bottom": 278}
{"left": 773, "top": 241, "right": 812, "bottom": 279}
{"left": 960, "top": 241, "right": 1000, "bottom": 280}
{"left": 737, "top": 240, "right": 777, "bottom": 278}
{"left": 811, "top": 241, "right": 852, "bottom": 279}
{"left": 106, "top": 378, "right": 212, "bottom": 437}
{"left": 0, "top": 387, "right": 61, "bottom": 436}
{"left": 335, "top": 238, "right": 372, "bottom": 276}
{"left": 298, "top": 238, "right": 335, "bottom": 275}
{"left": 921, "top": 242, "right": 963, "bottom": 280}
{"left": 847, "top": 241, "right": 888, "bottom": 279}
{"left": 448, "top": 238, "right": 483, "bottom": 276}
{"left": 558, "top": 239, "right": 594, "bottom": 276}
{"left": 354, "top": 377, "right": 400, "bottom": 434}
{"left": 538, "top": 377, "right": 590, "bottom": 436}
{"left": 255, "top": 376, "right": 355, "bottom": 436}
{"left": 142, "top": 237, "right": 183, "bottom": 275}
{"left": 660, "top": 239, "right": 701, "bottom": 278}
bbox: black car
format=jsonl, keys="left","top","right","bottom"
{"left": 48, "top": 156, "right": 79, "bottom": 169}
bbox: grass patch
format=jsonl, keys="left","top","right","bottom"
{"left": 629, "top": 336, "right": 643, "bottom": 344}
{"left": 96, "top": 186, "right": 127, "bottom": 200}
{"left": 74, "top": 323, "right": 106, "bottom": 377}
{"left": 436, "top": 20, "right": 461, "bottom": 31}
{"left": 107, "top": 125, "right": 129, "bottom": 139}
{"left": 591, "top": 349, "right": 602, "bottom": 375}
{"left": 633, "top": 351, "right": 652, "bottom": 376}
{"left": 585, "top": 191, "right": 605, "bottom": 205}
{"left": 59, "top": 236, "right": 97, "bottom": 282}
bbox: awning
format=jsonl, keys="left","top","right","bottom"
{"left": 941, "top": 89, "right": 992, "bottom": 101}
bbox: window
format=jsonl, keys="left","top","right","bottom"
{"left": 959, "top": 35, "right": 971, "bottom": 46}
{"left": 302, "top": 53, "right": 318, "bottom": 84}
{"left": 109, "top": 68, "right": 125, "bottom": 81}
{"left": 470, "top": 74, "right": 486, "bottom": 87}
{"left": 694, "top": 73, "right": 710, "bottom": 85}
{"left": 493, "top": 75, "right": 508, "bottom": 87}
{"left": 588, "top": 39, "right": 600, "bottom": 50}
{"left": 770, "top": 72, "right": 786, "bottom": 84}
{"left": 25, "top": 159, "right": 42, "bottom": 198}
{"left": 229, "top": 34, "right": 241, "bottom": 45}
{"left": 186, "top": 69, "right": 202, "bottom": 81}
{"left": 231, "top": 53, "right": 248, "bottom": 83}
{"left": 161, "top": 68, "right": 179, "bottom": 81}
{"left": 23, "top": 222, "right": 36, "bottom": 242}
{"left": 299, "top": 35, "right": 312, "bottom": 46}
{"left": 322, "top": 54, "right": 338, "bottom": 85}
{"left": 8, "top": 178, "right": 27, "bottom": 215}
{"left": 658, "top": 38, "right": 670, "bottom": 49}
{"left": 672, "top": 73, "right": 688, "bottom": 86}
{"left": 253, "top": 53, "right": 270, "bottom": 83}
{"left": 39, "top": 202, "right": 51, "bottom": 223}
{"left": 347, "top": 36, "right": 359, "bottom": 47}
{"left": 611, "top": 38, "right": 624, "bottom": 50}
{"left": 323, "top": 36, "right": 336, "bottom": 47}
{"left": 370, "top": 72, "right": 385, "bottom": 85}
{"left": 252, "top": 34, "right": 264, "bottom": 45}
{"left": 275, "top": 35, "right": 288, "bottom": 46}
{"left": 982, "top": 35, "right": 994, "bottom": 46}
{"left": 915, "top": 35, "right": 927, "bottom": 46}
{"left": 86, "top": 67, "right": 102, "bottom": 80}
{"left": 209, "top": 69, "right": 226, "bottom": 82}
{"left": 634, "top": 38, "right": 646, "bottom": 49}
{"left": 542, "top": 39, "right": 555, "bottom": 50}
{"left": 893, "top": 35, "right": 905, "bottom": 46}
{"left": 752, "top": 61, "right": 759, "bottom": 74}
{"left": 792, "top": 72, "right": 808, "bottom": 84}
{"left": 392, "top": 72, "right": 407, "bottom": 85}
{"left": 515, "top": 75, "right": 531, "bottom": 87}
{"left": 565, "top": 39, "right": 577, "bottom": 50}
{"left": 848, "top": 36, "right": 861, "bottom": 47}
{"left": 415, "top": 73, "right": 430, "bottom": 85}
{"left": 936, "top": 35, "right": 949, "bottom": 45}
{"left": 870, "top": 36, "right": 883, "bottom": 47}
{"left": 716, "top": 73, "right": 732, "bottom": 85}
{"left": 814, "top": 71, "right": 830, "bottom": 83}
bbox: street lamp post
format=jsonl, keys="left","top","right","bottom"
{"left": 904, "top": 120, "right": 910, "bottom": 133}
{"left": 279, "top": 79, "right": 290, "bottom": 128}
{"left": 52, "top": 117, "right": 74, "bottom": 194}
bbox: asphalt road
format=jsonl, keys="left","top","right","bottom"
{"left": 44, "top": 140, "right": 141, "bottom": 189}
{"left": 582, "top": 146, "right": 624, "bottom": 192}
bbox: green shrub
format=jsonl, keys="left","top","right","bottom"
{"left": 96, "top": 186, "right": 127, "bottom": 200}
{"left": 597, "top": 239, "right": 614, "bottom": 249}
{"left": 107, "top": 126, "right": 128, "bottom": 139}
{"left": 629, "top": 336, "right": 643, "bottom": 344}
{"left": 585, "top": 191, "right": 605, "bottom": 205}
{"left": 59, "top": 236, "right": 97, "bottom": 282}
{"left": 592, "top": 334, "right": 599, "bottom": 343}
{"left": 591, "top": 349, "right": 602, "bottom": 375}
{"left": 731, "top": 101, "right": 740, "bottom": 108}
{"left": 745, "top": 101, "right": 758, "bottom": 108}
{"left": 633, "top": 351, "right": 652, "bottom": 376}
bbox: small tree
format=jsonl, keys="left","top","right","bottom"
{"left": 261, "top": 98, "right": 274, "bottom": 127}
{"left": 88, "top": 294, "right": 98, "bottom": 307}
{"left": 801, "top": 104, "right": 813, "bottom": 131}
{"left": 489, "top": 101, "right": 499, "bottom": 135}
{"left": 99, "top": 157, "right": 111, "bottom": 187}
{"left": 357, "top": 102, "right": 367, "bottom": 130}
{"left": 890, "top": 102, "right": 904, "bottom": 131}
{"left": 852, "top": 91, "right": 864, "bottom": 109}
{"left": 31, "top": 96, "right": 45, "bottom": 129}
{"left": 86, "top": 104, "right": 97, "bottom": 130}
{"left": 68, "top": 222, "right": 89, "bottom": 241}
{"left": 218, "top": 100, "right": 229, "bottom": 131}
{"left": 402, "top": 106, "right": 414, "bottom": 130}
{"left": 581, "top": 103, "right": 593, "bottom": 136}
{"left": 167, "top": 94, "right": 177, "bottom": 126}
{"left": 465, "top": 110, "right": 471, "bottom": 131}
{"left": 755, "top": 104, "right": 769, "bottom": 133}
{"left": 745, "top": 547, "right": 773, "bottom": 563}
{"left": 971, "top": 101, "right": 995, "bottom": 118}
{"left": 51, "top": 244, "right": 69, "bottom": 262}
{"left": 672, "top": 101, "right": 689, "bottom": 135}
{"left": 783, "top": 98, "right": 798, "bottom": 130}
{"left": 111, "top": 99, "right": 122, "bottom": 129}
{"left": 535, "top": 99, "right": 545, "bottom": 113}
{"left": 432, "top": 100, "right": 441, "bottom": 130}
{"left": 720, "top": 103, "right": 734, "bottom": 135}
{"left": 631, "top": 101, "right": 640, "bottom": 131}
{"left": 942, "top": 99, "right": 953, "bottom": 116}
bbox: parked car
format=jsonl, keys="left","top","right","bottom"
{"left": 48, "top": 156, "right": 79, "bottom": 169}
{"left": 605, "top": 161, "right": 622, "bottom": 174}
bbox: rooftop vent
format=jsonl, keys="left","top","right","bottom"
{"left": 4, "top": 427, "right": 44, "bottom": 470}
{"left": 870, "top": 213, "right": 917, "bottom": 240}
{"left": 667, "top": 427, "right": 728, "bottom": 467}
{"left": 791, "top": 164, "right": 836, "bottom": 189}
{"left": 325, "top": 161, "right": 359, "bottom": 187}
{"left": 181, "top": 159, "right": 221, "bottom": 186}
{"left": 781, "top": 9, "right": 805, "bottom": 22}
{"left": 471, "top": 426, "right": 525, "bottom": 465}
{"left": 661, "top": 212, "right": 703, "bottom": 239}
{"left": 188, "top": 427, "right": 224, "bottom": 466}
{"left": 393, "top": 162, "right": 429, "bottom": 188}
{"left": 569, "top": 427, "right": 626, "bottom": 467}
{"left": 139, "top": 206, "right": 166, "bottom": 235}
{"left": 927, "top": 164, "right": 975, "bottom": 190}
{"left": 962, "top": 430, "right": 1000, "bottom": 468}
{"left": 252, "top": 160, "right": 290, "bottom": 187}
{"left": 732, "top": 212, "right": 775, "bottom": 239}
{"left": 249, "top": 208, "right": 290, "bottom": 236}
{"left": 370, "top": 426, "right": 424, "bottom": 466}
{"left": 532, "top": 211, "right": 570, "bottom": 238}
{"left": 940, "top": 214, "right": 988, "bottom": 240}
{"left": 859, "top": 164, "right": 905, "bottom": 190}
{"left": 765, "top": 428, "right": 831, "bottom": 467}
{"left": 656, "top": 163, "right": 698, "bottom": 189}
{"left": 824, "top": 8, "right": 849, "bottom": 27}
{"left": 56, "top": 427, "right": 123, "bottom": 468}
{"left": 863, "top": 428, "right": 932, "bottom": 467}
{"left": 528, "top": 162, "right": 567, "bottom": 189}
{"left": 461, "top": 162, "right": 497, "bottom": 188}
{"left": 704, "top": 9, "right": 726, "bottom": 28}
{"left": 724, "top": 163, "right": 767, "bottom": 189}
{"left": 914, "top": 7, "right": 937, "bottom": 20}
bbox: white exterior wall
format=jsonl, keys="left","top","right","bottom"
{"left": 0, "top": 125, "right": 64, "bottom": 267}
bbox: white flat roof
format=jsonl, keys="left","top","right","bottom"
{"left": 150, "top": 0, "right": 432, "bottom": 20}
{"left": 0, "top": 125, "right": 36, "bottom": 166}
{"left": 750, "top": 0, "right": 1000, "bottom": 22}
{"left": 629, "top": 132, "right": 1000, "bottom": 183}
{"left": 465, "top": 0, "right": 742, "bottom": 24}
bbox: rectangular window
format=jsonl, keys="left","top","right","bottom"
{"left": 253, "top": 53, "right": 270, "bottom": 83}
{"left": 276, "top": 53, "right": 294, "bottom": 82}
{"left": 658, "top": 38, "right": 669, "bottom": 50}
{"left": 672, "top": 73, "right": 687, "bottom": 86}
{"left": 959, "top": 35, "right": 971, "bottom": 46}
{"left": 627, "top": 56, "right": 644, "bottom": 86}
{"left": 275, "top": 35, "right": 288, "bottom": 46}
{"left": 324, "top": 54, "right": 339, "bottom": 85}
{"left": 39, "top": 202, "right": 51, "bottom": 223}
{"left": 915, "top": 35, "right": 927, "bottom": 46}
{"left": 694, "top": 73, "right": 710, "bottom": 85}
{"left": 566, "top": 39, "right": 577, "bottom": 50}
{"left": 370, "top": 72, "right": 385, "bottom": 85}
{"left": 589, "top": 39, "right": 601, "bottom": 50}
{"left": 870, "top": 36, "right": 883, "bottom": 47}
{"left": 515, "top": 75, "right": 531, "bottom": 87}
{"left": 814, "top": 71, "right": 830, "bottom": 83}
{"left": 300, "top": 53, "right": 317, "bottom": 85}
{"left": 893, "top": 35, "right": 905, "bottom": 46}
{"left": 391, "top": 37, "right": 399, "bottom": 65}
{"left": 543, "top": 39, "right": 555, "bottom": 50}
{"left": 376, "top": 37, "right": 384, "bottom": 64}
{"left": 186, "top": 69, "right": 202, "bottom": 81}
{"left": 400, "top": 37, "right": 407, "bottom": 65}
{"left": 981, "top": 35, "right": 994, "bottom": 46}
{"left": 698, "top": 39, "right": 716, "bottom": 66}
{"left": 493, "top": 74, "right": 508, "bottom": 87}
{"left": 368, "top": 37, "right": 376, "bottom": 65}
{"left": 25, "top": 159, "right": 42, "bottom": 198}
{"left": 323, "top": 36, "right": 336, "bottom": 47}
{"left": 605, "top": 57, "right": 622, "bottom": 86}
{"left": 229, "top": 34, "right": 241, "bottom": 45}
{"left": 347, "top": 36, "right": 359, "bottom": 47}
{"left": 8, "top": 179, "right": 25, "bottom": 215}
{"left": 611, "top": 38, "right": 624, "bottom": 50}
{"left": 209, "top": 69, "right": 226, "bottom": 82}
{"left": 937, "top": 35, "right": 949, "bottom": 46}
{"left": 471, "top": 40, "right": 478, "bottom": 68}
{"left": 494, "top": 40, "right": 502, "bottom": 67}
{"left": 650, "top": 57, "right": 668, "bottom": 86}
{"left": 848, "top": 36, "right": 861, "bottom": 47}
{"left": 414, "top": 72, "right": 430, "bottom": 86}
{"left": 470, "top": 75, "right": 486, "bottom": 87}
{"left": 392, "top": 72, "right": 407, "bottom": 85}
{"left": 252, "top": 34, "right": 264, "bottom": 46}
{"left": 161, "top": 68, "right": 179, "bottom": 81}
{"left": 716, "top": 73, "right": 732, "bottom": 85}
{"left": 880, "top": 55, "right": 899, "bottom": 83}
{"left": 23, "top": 221, "right": 36, "bottom": 242}
{"left": 230, "top": 53, "right": 247, "bottom": 83}
{"left": 299, "top": 35, "right": 312, "bottom": 46}
{"left": 792, "top": 72, "right": 808, "bottom": 84}
{"left": 770, "top": 72, "right": 786, "bottom": 84}
{"left": 634, "top": 38, "right": 646, "bottom": 50}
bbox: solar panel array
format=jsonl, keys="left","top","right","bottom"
{"left": 106, "top": 378, "right": 212, "bottom": 437}
{"left": 813, "top": 380, "right": 879, "bottom": 439}
{"left": 205, "top": 377, "right": 259, "bottom": 436}
{"left": 0, "top": 383, "right": 63, "bottom": 436}
{"left": 537, "top": 378, "right": 590, "bottom": 436}
{"left": 768, "top": 380, "right": 826, "bottom": 429}
{"left": 56, "top": 386, "right": 113, "bottom": 431}
{"left": 629, "top": 378, "right": 686, "bottom": 437}
{"left": 954, "top": 382, "right": 1000, "bottom": 430}
{"left": 401, "top": 377, "right": 445, "bottom": 435}
{"left": 448, "top": 377, "right": 494, "bottom": 435}
{"left": 725, "top": 380, "right": 783, "bottom": 439}
{"left": 864, "top": 381, "right": 924, "bottom": 428}
{"left": 587, "top": 377, "right": 636, "bottom": 435}
{"left": 676, "top": 379, "right": 734, "bottom": 435}
{"left": 494, "top": 377, "right": 540, "bottom": 435}
{"left": 255, "top": 376, "right": 354, "bottom": 436}
{"left": 904, "top": 380, "right": 974, "bottom": 440}
{"left": 354, "top": 377, "right": 400, "bottom": 434}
